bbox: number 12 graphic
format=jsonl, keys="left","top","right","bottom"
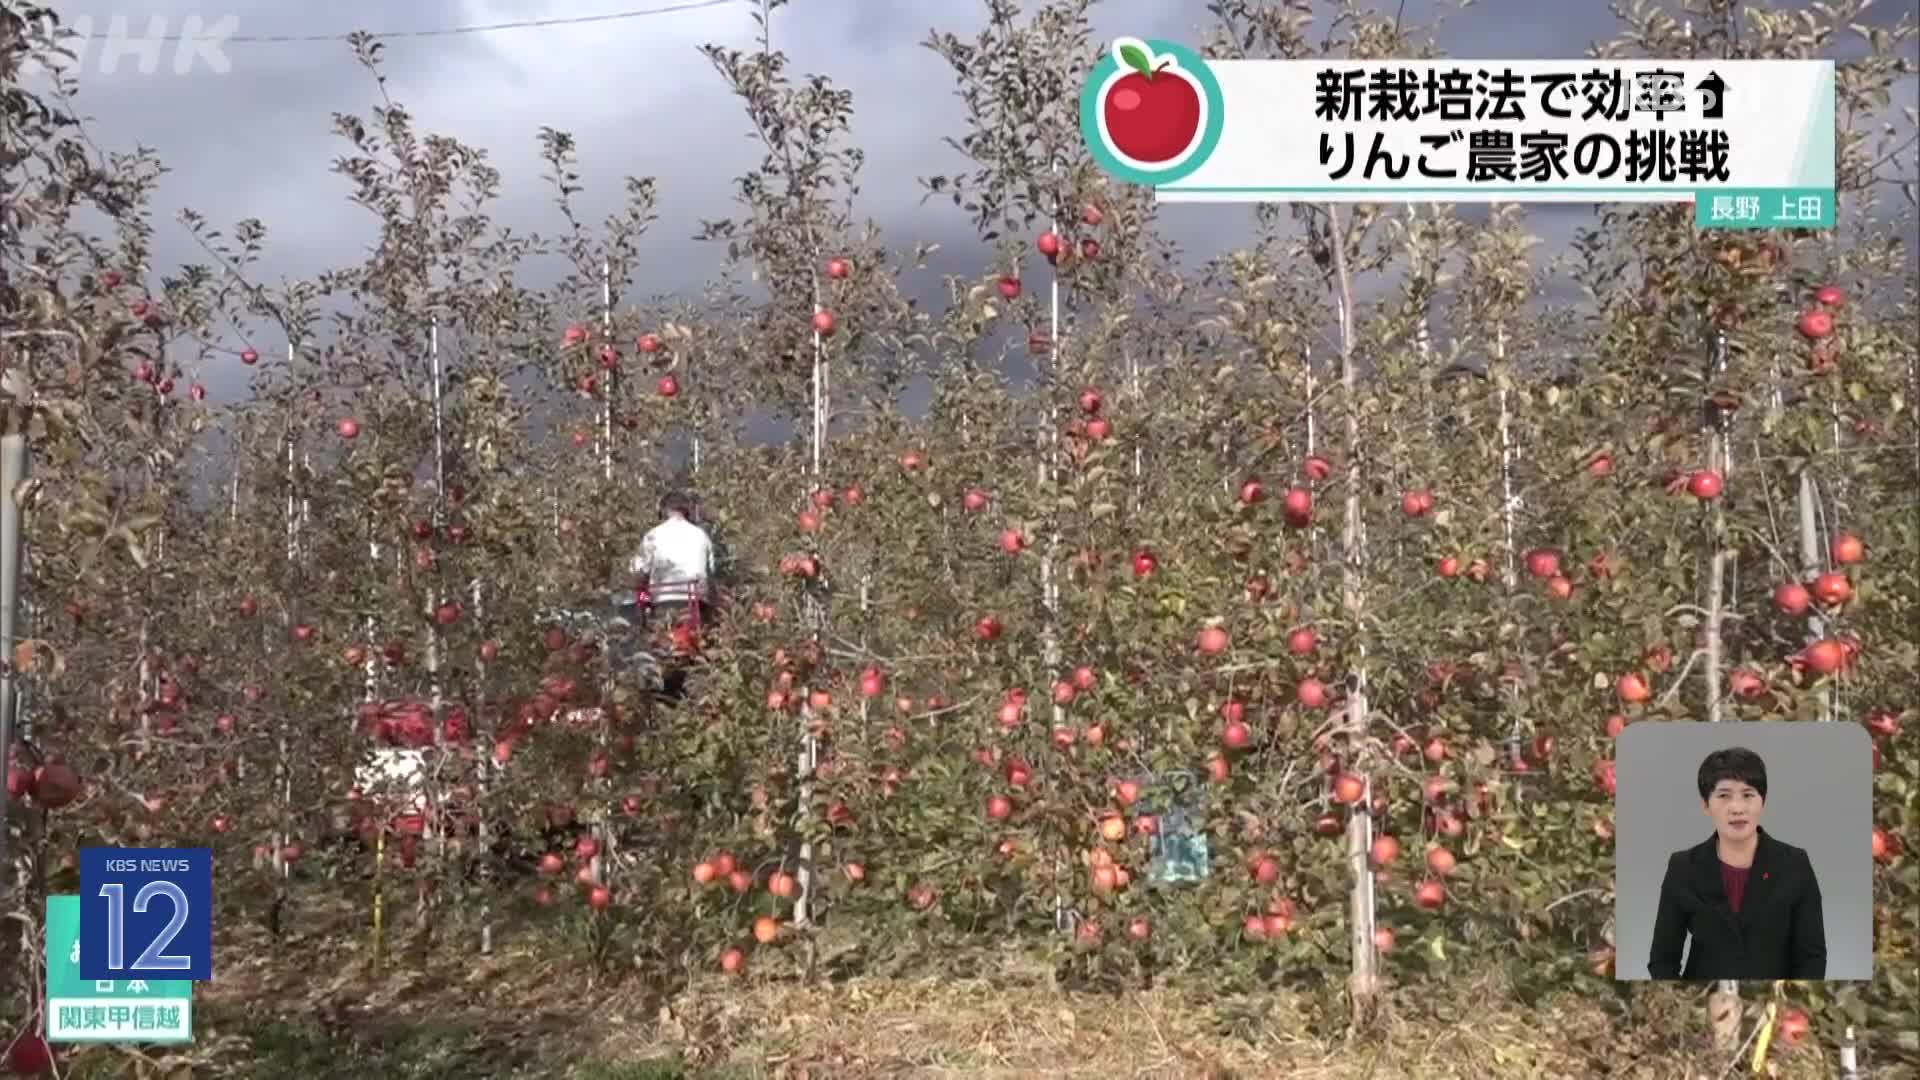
{"left": 97, "top": 881, "right": 193, "bottom": 972}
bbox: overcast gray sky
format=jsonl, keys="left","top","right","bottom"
{"left": 27, "top": 0, "right": 1918, "bottom": 402}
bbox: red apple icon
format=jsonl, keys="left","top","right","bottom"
{"left": 1100, "top": 38, "right": 1203, "bottom": 165}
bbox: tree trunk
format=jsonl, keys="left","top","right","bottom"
{"left": 1796, "top": 472, "right": 1834, "bottom": 723}
{"left": 1044, "top": 198, "right": 1068, "bottom": 936}
{"left": 1328, "top": 204, "right": 1377, "bottom": 1027}
{"left": 1703, "top": 333, "right": 1739, "bottom": 1050}
{"left": 794, "top": 291, "right": 827, "bottom": 930}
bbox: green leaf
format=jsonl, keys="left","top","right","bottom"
{"left": 1118, "top": 43, "right": 1152, "bottom": 77}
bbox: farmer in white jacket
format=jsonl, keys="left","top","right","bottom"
{"left": 631, "top": 491, "right": 714, "bottom": 632}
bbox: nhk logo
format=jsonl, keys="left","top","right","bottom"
{"left": 17, "top": 13, "right": 239, "bottom": 78}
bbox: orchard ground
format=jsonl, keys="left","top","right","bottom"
{"left": 27, "top": 883, "right": 1833, "bottom": 1079}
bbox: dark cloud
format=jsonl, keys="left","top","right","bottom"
{"left": 27, "top": 0, "right": 1915, "bottom": 397}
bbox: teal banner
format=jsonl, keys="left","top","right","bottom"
{"left": 1697, "top": 188, "right": 1835, "bottom": 229}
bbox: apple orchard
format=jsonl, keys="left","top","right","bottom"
{"left": 2, "top": 0, "right": 1916, "bottom": 1074}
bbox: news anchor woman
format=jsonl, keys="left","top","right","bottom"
{"left": 1647, "top": 747, "right": 1827, "bottom": 980}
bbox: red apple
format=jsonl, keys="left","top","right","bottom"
{"left": 5, "top": 1034, "right": 53, "bottom": 1076}
{"left": 1100, "top": 44, "right": 1203, "bottom": 164}
{"left": 1728, "top": 668, "right": 1767, "bottom": 700}
{"left": 1282, "top": 487, "right": 1313, "bottom": 527}
{"left": 998, "top": 528, "right": 1026, "bottom": 554}
{"left": 1237, "top": 479, "right": 1264, "bottom": 505}
{"left": 1593, "top": 759, "right": 1617, "bottom": 796}
{"left": 29, "top": 762, "right": 80, "bottom": 809}
{"left": 1221, "top": 720, "right": 1251, "bottom": 749}
{"left": 1287, "top": 627, "right": 1316, "bottom": 655}
{"left": 1037, "top": 231, "right": 1061, "bottom": 258}
{"left": 1773, "top": 581, "right": 1811, "bottom": 615}
{"left": 1777, "top": 1007, "right": 1810, "bottom": 1045}
{"left": 336, "top": 418, "right": 359, "bottom": 439}
{"left": 997, "top": 276, "right": 1021, "bottom": 299}
{"left": 1687, "top": 470, "right": 1723, "bottom": 500}
{"left": 719, "top": 946, "right": 746, "bottom": 974}
{"left": 4, "top": 754, "right": 34, "bottom": 800}
{"left": 1616, "top": 673, "right": 1650, "bottom": 704}
{"left": 1831, "top": 533, "right": 1864, "bottom": 565}
{"left": 1196, "top": 626, "right": 1229, "bottom": 656}
{"left": 825, "top": 257, "right": 850, "bottom": 279}
{"left": 1302, "top": 455, "right": 1332, "bottom": 482}
{"left": 1413, "top": 878, "right": 1446, "bottom": 909}
{"left": 1796, "top": 310, "right": 1834, "bottom": 340}
{"left": 1524, "top": 549, "right": 1560, "bottom": 580}
{"left": 1131, "top": 549, "right": 1157, "bottom": 578}
{"left": 1803, "top": 639, "right": 1846, "bottom": 674}
{"left": 986, "top": 794, "right": 1012, "bottom": 821}
{"left": 1331, "top": 772, "right": 1365, "bottom": 804}
{"left": 656, "top": 374, "right": 679, "bottom": 398}
{"left": 1079, "top": 238, "right": 1099, "bottom": 260}
{"left": 1401, "top": 489, "right": 1433, "bottom": 517}
{"left": 1371, "top": 834, "right": 1400, "bottom": 867}
{"left": 1005, "top": 758, "right": 1032, "bottom": 788}
{"left": 1812, "top": 572, "right": 1852, "bottom": 606}
{"left": 1296, "top": 678, "right": 1327, "bottom": 709}
{"left": 1437, "top": 556, "right": 1459, "bottom": 578}
{"left": 961, "top": 488, "right": 989, "bottom": 512}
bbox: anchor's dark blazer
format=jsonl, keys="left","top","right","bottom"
{"left": 1647, "top": 826, "right": 1827, "bottom": 980}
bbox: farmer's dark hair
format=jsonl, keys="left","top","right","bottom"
{"left": 1697, "top": 746, "right": 1768, "bottom": 802}
{"left": 660, "top": 491, "right": 694, "bottom": 518}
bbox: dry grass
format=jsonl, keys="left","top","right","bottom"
{"left": 42, "top": 890, "right": 1853, "bottom": 1079}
